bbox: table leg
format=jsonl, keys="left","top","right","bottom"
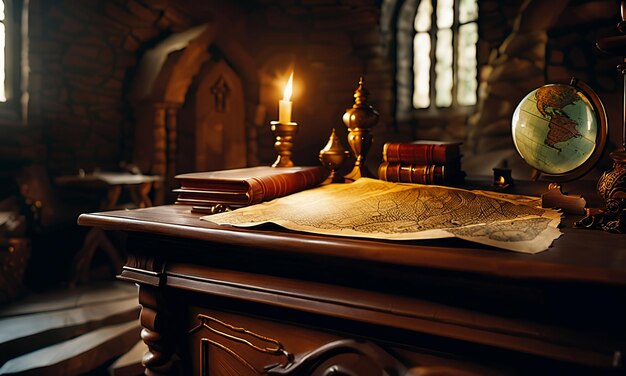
{"left": 139, "top": 286, "right": 179, "bottom": 375}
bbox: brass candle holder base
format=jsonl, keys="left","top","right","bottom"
{"left": 271, "top": 121, "right": 298, "bottom": 168}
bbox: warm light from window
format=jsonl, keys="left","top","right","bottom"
{"left": 413, "top": 0, "right": 432, "bottom": 109}
{"left": 412, "top": 0, "right": 478, "bottom": 109}
{"left": 457, "top": 22, "right": 478, "bottom": 105}
{"left": 458, "top": 0, "right": 478, "bottom": 106}
{"left": 459, "top": 0, "right": 478, "bottom": 24}
{"left": 0, "top": 0, "right": 6, "bottom": 102}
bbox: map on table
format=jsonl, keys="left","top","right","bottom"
{"left": 512, "top": 84, "right": 598, "bottom": 175}
{"left": 203, "top": 178, "right": 561, "bottom": 254}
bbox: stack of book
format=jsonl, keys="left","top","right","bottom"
{"left": 174, "top": 166, "right": 327, "bottom": 209}
{"left": 378, "top": 141, "right": 465, "bottom": 185}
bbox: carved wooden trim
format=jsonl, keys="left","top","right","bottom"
{"left": 189, "top": 313, "right": 292, "bottom": 375}
{"left": 266, "top": 339, "right": 406, "bottom": 376}
{"left": 118, "top": 253, "right": 166, "bottom": 286}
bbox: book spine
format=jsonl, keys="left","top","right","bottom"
{"left": 383, "top": 143, "right": 459, "bottom": 164}
{"left": 177, "top": 180, "right": 248, "bottom": 192}
{"left": 175, "top": 192, "right": 251, "bottom": 205}
{"left": 378, "top": 162, "right": 463, "bottom": 184}
{"left": 250, "top": 167, "right": 326, "bottom": 204}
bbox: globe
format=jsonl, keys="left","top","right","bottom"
{"left": 512, "top": 84, "right": 601, "bottom": 176}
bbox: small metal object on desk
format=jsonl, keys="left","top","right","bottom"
{"left": 343, "top": 77, "right": 379, "bottom": 181}
{"left": 319, "top": 128, "right": 350, "bottom": 184}
{"left": 191, "top": 204, "right": 230, "bottom": 215}
{"left": 493, "top": 166, "right": 514, "bottom": 189}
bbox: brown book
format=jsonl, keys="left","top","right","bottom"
{"left": 174, "top": 166, "right": 327, "bottom": 206}
{"left": 383, "top": 141, "right": 462, "bottom": 164}
{"left": 378, "top": 162, "right": 465, "bottom": 185}
{"left": 173, "top": 189, "right": 251, "bottom": 205}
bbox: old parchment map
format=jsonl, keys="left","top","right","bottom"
{"left": 204, "top": 178, "right": 562, "bottom": 254}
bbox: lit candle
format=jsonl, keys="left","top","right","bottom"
{"left": 278, "top": 72, "right": 293, "bottom": 123}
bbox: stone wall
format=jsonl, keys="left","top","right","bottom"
{"left": 242, "top": 0, "right": 396, "bottom": 167}
{"left": 3, "top": 0, "right": 620, "bottom": 179}
{"left": 24, "top": 0, "right": 194, "bottom": 175}
{"left": 1, "top": 0, "right": 395, "bottom": 177}
{"left": 468, "top": 0, "right": 621, "bottom": 158}
{"left": 382, "top": 0, "right": 622, "bottom": 166}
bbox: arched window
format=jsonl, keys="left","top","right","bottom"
{"left": 390, "top": 0, "right": 478, "bottom": 121}
{"left": 413, "top": 0, "right": 478, "bottom": 110}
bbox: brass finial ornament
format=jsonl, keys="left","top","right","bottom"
{"left": 319, "top": 128, "right": 350, "bottom": 184}
{"left": 343, "top": 77, "right": 379, "bottom": 181}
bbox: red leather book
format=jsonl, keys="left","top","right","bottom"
{"left": 383, "top": 141, "right": 462, "bottom": 164}
{"left": 378, "top": 162, "right": 465, "bottom": 185}
{"left": 175, "top": 166, "right": 327, "bottom": 206}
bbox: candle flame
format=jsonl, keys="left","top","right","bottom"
{"left": 498, "top": 176, "right": 506, "bottom": 185}
{"left": 283, "top": 72, "right": 293, "bottom": 101}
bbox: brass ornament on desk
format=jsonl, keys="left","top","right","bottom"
{"left": 319, "top": 128, "right": 350, "bottom": 184}
{"left": 343, "top": 77, "right": 379, "bottom": 181}
{"left": 593, "top": 153, "right": 626, "bottom": 232}
{"left": 271, "top": 121, "right": 298, "bottom": 167}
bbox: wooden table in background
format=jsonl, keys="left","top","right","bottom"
{"left": 79, "top": 204, "right": 626, "bottom": 375}
{"left": 57, "top": 172, "right": 162, "bottom": 284}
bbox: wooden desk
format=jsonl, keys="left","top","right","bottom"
{"left": 78, "top": 205, "right": 626, "bottom": 375}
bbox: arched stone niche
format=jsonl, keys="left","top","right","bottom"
{"left": 130, "top": 22, "right": 263, "bottom": 202}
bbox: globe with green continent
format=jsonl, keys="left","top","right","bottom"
{"left": 512, "top": 84, "right": 598, "bottom": 175}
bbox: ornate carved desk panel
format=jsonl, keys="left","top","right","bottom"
{"left": 78, "top": 205, "right": 626, "bottom": 375}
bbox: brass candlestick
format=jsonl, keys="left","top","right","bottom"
{"left": 343, "top": 77, "right": 379, "bottom": 181}
{"left": 319, "top": 128, "right": 350, "bottom": 184}
{"left": 271, "top": 121, "right": 297, "bottom": 167}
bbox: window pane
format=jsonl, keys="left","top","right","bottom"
{"left": 436, "top": 0, "right": 453, "bottom": 29}
{"left": 459, "top": 0, "right": 478, "bottom": 24}
{"left": 435, "top": 29, "right": 452, "bottom": 107}
{"left": 0, "top": 0, "right": 4, "bottom": 22}
{"left": 414, "top": 0, "right": 432, "bottom": 32}
{"left": 413, "top": 32, "right": 430, "bottom": 109}
{"left": 457, "top": 22, "right": 478, "bottom": 106}
{"left": 0, "top": 22, "right": 6, "bottom": 102}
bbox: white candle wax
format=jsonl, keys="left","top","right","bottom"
{"left": 278, "top": 72, "right": 294, "bottom": 123}
{"left": 279, "top": 99, "right": 292, "bottom": 123}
